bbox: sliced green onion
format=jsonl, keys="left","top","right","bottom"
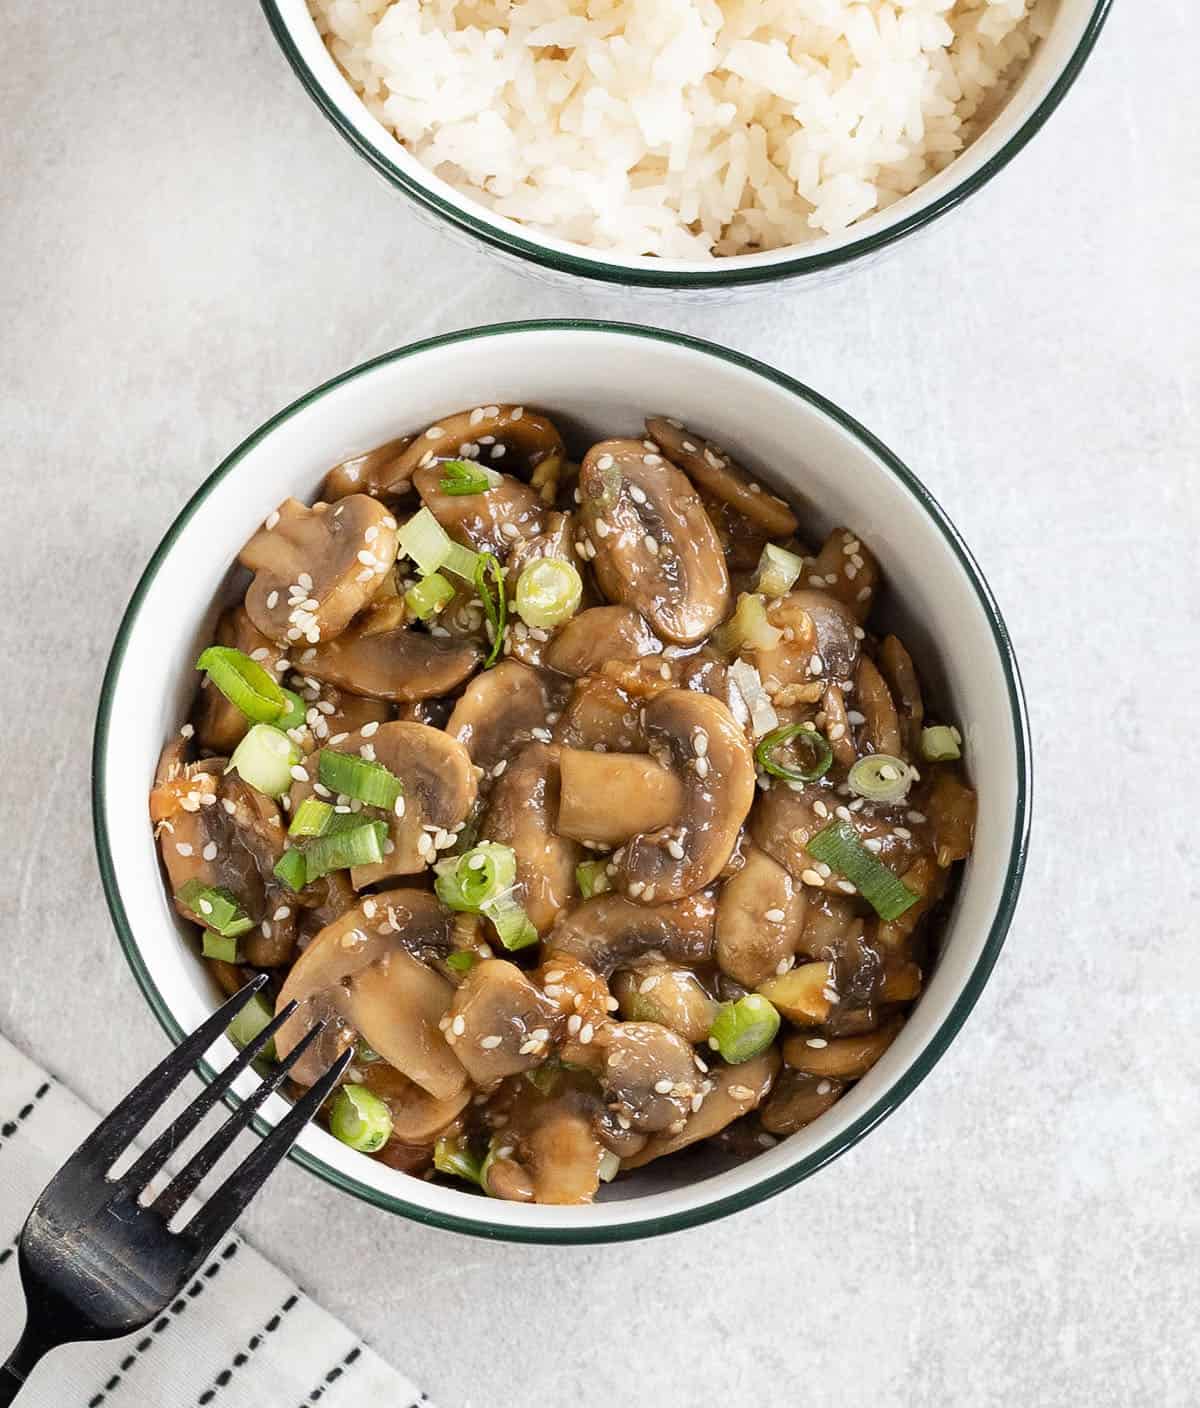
{"left": 443, "top": 540, "right": 482, "bottom": 582}
{"left": 317, "top": 750, "right": 403, "bottom": 809}
{"left": 438, "top": 459, "right": 500, "bottom": 495}
{"left": 474, "top": 552, "right": 507, "bottom": 669}
{"left": 435, "top": 842, "right": 518, "bottom": 913}
{"left": 177, "top": 879, "right": 255, "bottom": 939}
{"left": 709, "top": 994, "right": 781, "bottom": 1064}
{"left": 397, "top": 506, "right": 453, "bottom": 575}
{"left": 355, "top": 1038, "right": 383, "bottom": 1064}
{"left": 328, "top": 1086, "right": 393, "bottom": 1153}
{"left": 289, "top": 796, "right": 334, "bottom": 837}
{"left": 446, "top": 950, "right": 477, "bottom": 975}
{"left": 195, "top": 646, "right": 288, "bottom": 724}
{"left": 273, "top": 847, "right": 308, "bottom": 893}
{"left": 806, "top": 820, "right": 918, "bottom": 922}
{"left": 201, "top": 932, "right": 240, "bottom": 963}
{"left": 921, "top": 725, "right": 962, "bottom": 762}
{"left": 404, "top": 571, "right": 455, "bottom": 621}
{"left": 482, "top": 893, "right": 539, "bottom": 951}
{"left": 754, "top": 543, "right": 804, "bottom": 597}
{"left": 434, "top": 1135, "right": 484, "bottom": 1185}
{"left": 227, "top": 992, "right": 276, "bottom": 1060}
{"left": 276, "top": 688, "right": 307, "bottom": 733}
{"left": 227, "top": 723, "right": 301, "bottom": 798}
{"left": 713, "top": 592, "right": 782, "bottom": 656}
{"left": 302, "top": 820, "right": 388, "bottom": 883}
{"left": 848, "top": 754, "right": 914, "bottom": 803}
{"left": 755, "top": 723, "right": 833, "bottom": 782}
{"left": 514, "top": 558, "right": 583, "bottom": 629}
{"left": 576, "top": 859, "right": 613, "bottom": 899}
{"left": 525, "top": 1061, "right": 562, "bottom": 1096}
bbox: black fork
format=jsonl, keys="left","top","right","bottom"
{"left": 0, "top": 977, "right": 350, "bottom": 1405}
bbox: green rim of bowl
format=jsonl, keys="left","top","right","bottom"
{"left": 92, "top": 320, "right": 1032, "bottom": 1244}
{"left": 259, "top": 0, "right": 1113, "bottom": 289}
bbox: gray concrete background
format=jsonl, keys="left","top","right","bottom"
{"left": 3, "top": 2, "right": 1197, "bottom": 1404}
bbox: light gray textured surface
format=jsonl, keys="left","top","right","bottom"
{"left": 3, "top": 3, "right": 1198, "bottom": 1405}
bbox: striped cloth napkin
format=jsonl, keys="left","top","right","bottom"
{"left": 0, "top": 1034, "right": 432, "bottom": 1408}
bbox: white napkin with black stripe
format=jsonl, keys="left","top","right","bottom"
{"left": 0, "top": 1034, "right": 433, "bottom": 1408}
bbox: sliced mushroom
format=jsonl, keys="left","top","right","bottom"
{"left": 874, "top": 857, "right": 947, "bottom": 956}
{"left": 412, "top": 466, "right": 546, "bottom": 558}
{"left": 611, "top": 963, "right": 717, "bottom": 1043}
{"left": 807, "top": 528, "right": 880, "bottom": 623}
{"left": 716, "top": 844, "right": 807, "bottom": 987}
{"left": 484, "top": 1080, "right": 606, "bottom": 1205}
{"left": 388, "top": 405, "right": 566, "bottom": 493}
{"left": 547, "top": 891, "right": 716, "bottom": 977}
{"left": 821, "top": 683, "right": 856, "bottom": 769}
{"left": 622, "top": 1049, "right": 779, "bottom": 1167}
{"left": 760, "top": 1067, "right": 843, "bottom": 1136}
{"left": 481, "top": 743, "right": 579, "bottom": 935}
{"left": 856, "top": 655, "right": 902, "bottom": 757}
{"left": 927, "top": 770, "right": 977, "bottom": 867}
{"left": 443, "top": 959, "right": 563, "bottom": 1085}
{"left": 782, "top": 1015, "right": 903, "bottom": 1079}
{"left": 877, "top": 635, "right": 925, "bottom": 755}
{"left": 357, "top": 1062, "right": 471, "bottom": 1144}
{"left": 287, "top": 722, "right": 477, "bottom": 888}
{"left": 557, "top": 749, "right": 684, "bottom": 847}
{"left": 321, "top": 436, "right": 415, "bottom": 502}
{"left": 545, "top": 606, "right": 663, "bottom": 678}
{"left": 601, "top": 1021, "right": 704, "bottom": 1133}
{"left": 194, "top": 606, "right": 287, "bottom": 753}
{"left": 614, "top": 690, "right": 755, "bottom": 904}
{"left": 645, "top": 417, "right": 798, "bottom": 537}
{"left": 274, "top": 889, "right": 465, "bottom": 1098}
{"left": 239, "top": 496, "right": 399, "bottom": 647}
{"left": 553, "top": 677, "right": 644, "bottom": 752}
{"left": 752, "top": 589, "right": 862, "bottom": 703}
{"left": 446, "top": 660, "right": 557, "bottom": 777}
{"left": 579, "top": 439, "right": 730, "bottom": 645}
{"left": 299, "top": 618, "right": 481, "bottom": 702}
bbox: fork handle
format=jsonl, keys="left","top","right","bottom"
{"left": 0, "top": 1322, "right": 53, "bottom": 1406}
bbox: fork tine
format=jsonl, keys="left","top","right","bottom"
{"left": 151, "top": 1019, "right": 334, "bottom": 1223}
{"left": 65, "top": 976, "right": 270, "bottom": 1174}
{"left": 121, "top": 1000, "right": 298, "bottom": 1193}
{"left": 180, "top": 1046, "right": 353, "bottom": 1254}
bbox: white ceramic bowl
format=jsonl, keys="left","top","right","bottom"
{"left": 261, "top": 0, "right": 1112, "bottom": 292}
{"left": 94, "top": 321, "right": 1031, "bottom": 1242}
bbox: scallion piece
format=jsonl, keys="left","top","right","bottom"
{"left": 277, "top": 688, "right": 307, "bottom": 733}
{"left": 848, "top": 754, "right": 914, "bottom": 803}
{"left": 713, "top": 592, "right": 782, "bottom": 655}
{"left": 433, "top": 1135, "right": 484, "bottom": 1186}
{"left": 177, "top": 879, "right": 255, "bottom": 939}
{"left": 525, "top": 1061, "right": 562, "bottom": 1096}
{"left": 474, "top": 552, "right": 507, "bottom": 669}
{"left": 434, "top": 842, "right": 518, "bottom": 913}
{"left": 195, "top": 646, "right": 288, "bottom": 724}
{"left": 443, "top": 540, "right": 482, "bottom": 582}
{"left": 328, "top": 1087, "right": 393, "bottom": 1153}
{"left": 273, "top": 847, "right": 308, "bottom": 893}
{"left": 201, "top": 932, "right": 240, "bottom": 963}
{"left": 514, "top": 557, "right": 583, "bottom": 629}
{"left": 302, "top": 819, "right": 388, "bottom": 883}
{"left": 438, "top": 459, "right": 500, "bottom": 496}
{"left": 317, "top": 749, "right": 403, "bottom": 809}
{"left": 227, "top": 992, "right": 276, "bottom": 1060}
{"left": 289, "top": 796, "right": 334, "bottom": 837}
{"left": 921, "top": 725, "right": 962, "bottom": 762}
{"left": 482, "top": 893, "right": 539, "bottom": 951}
{"left": 709, "top": 994, "right": 780, "bottom": 1064}
{"left": 404, "top": 571, "right": 455, "bottom": 621}
{"left": 598, "top": 1149, "right": 621, "bottom": 1183}
{"left": 754, "top": 723, "right": 833, "bottom": 782}
{"left": 446, "top": 950, "right": 477, "bottom": 975}
{"left": 397, "top": 506, "right": 453, "bottom": 575}
{"left": 355, "top": 1038, "right": 383, "bottom": 1064}
{"left": 227, "top": 723, "right": 301, "bottom": 799}
{"left": 754, "top": 543, "right": 804, "bottom": 597}
{"left": 576, "top": 859, "right": 613, "bottom": 899}
{"left": 806, "top": 820, "right": 918, "bottom": 922}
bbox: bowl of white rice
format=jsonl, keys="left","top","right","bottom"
{"left": 262, "top": 0, "right": 1112, "bottom": 289}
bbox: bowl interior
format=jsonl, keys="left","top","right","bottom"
{"left": 96, "top": 323, "right": 1028, "bottom": 1240}
{"left": 267, "top": 0, "right": 1107, "bottom": 282}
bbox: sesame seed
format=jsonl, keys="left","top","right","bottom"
{"left": 864, "top": 837, "right": 883, "bottom": 852}
{"left": 729, "top": 1085, "right": 755, "bottom": 1101}
{"left": 907, "top": 810, "right": 927, "bottom": 824}
{"left": 894, "top": 826, "right": 912, "bottom": 840}
{"left": 836, "top": 880, "right": 857, "bottom": 894}
{"left": 531, "top": 727, "right": 552, "bottom": 743}
{"left": 567, "top": 1014, "right": 582, "bottom": 1035}
{"left": 817, "top": 1080, "right": 833, "bottom": 1095}
{"left": 813, "top": 800, "right": 829, "bottom": 819}
{"left": 654, "top": 1079, "right": 674, "bottom": 1095}
{"left": 452, "top": 1015, "right": 466, "bottom": 1036}
{"left": 200, "top": 841, "right": 217, "bottom": 861}
{"left": 480, "top": 1035, "right": 502, "bottom": 1049}
{"left": 800, "top": 868, "right": 824, "bottom": 887}
{"left": 644, "top": 535, "right": 659, "bottom": 555}
{"left": 692, "top": 729, "right": 709, "bottom": 757}
{"left": 175, "top": 842, "right": 193, "bottom": 857}
{"left": 765, "top": 907, "right": 785, "bottom": 922}
{"left": 695, "top": 756, "right": 710, "bottom": 779}
{"left": 425, "top": 426, "right": 445, "bottom": 440}
{"left": 579, "top": 1023, "right": 594, "bottom": 1044}
{"left": 266, "top": 590, "right": 279, "bottom": 609}
{"left": 593, "top": 518, "right": 610, "bottom": 539}
{"left": 810, "top": 653, "right": 824, "bottom": 675}
{"left": 775, "top": 957, "right": 792, "bottom": 976}
{"left": 639, "top": 975, "right": 661, "bottom": 994}
{"left": 289, "top": 765, "right": 308, "bottom": 782}
{"left": 596, "top": 453, "right": 614, "bottom": 470}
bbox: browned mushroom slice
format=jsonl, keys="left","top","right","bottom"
{"left": 873, "top": 857, "right": 948, "bottom": 956}
{"left": 821, "top": 683, "right": 856, "bottom": 769}
{"left": 752, "top": 589, "right": 863, "bottom": 701}
{"left": 547, "top": 891, "right": 716, "bottom": 977}
{"left": 239, "top": 496, "right": 399, "bottom": 648}
{"left": 412, "top": 466, "right": 546, "bottom": 558}
{"left": 356, "top": 1062, "right": 471, "bottom": 1144}
{"left": 877, "top": 635, "right": 925, "bottom": 755}
{"left": 321, "top": 436, "right": 415, "bottom": 502}
{"left": 194, "top": 607, "right": 288, "bottom": 753}
{"left": 759, "top": 1067, "right": 843, "bottom": 1136}
{"left": 557, "top": 749, "right": 684, "bottom": 847}
{"left": 545, "top": 606, "right": 664, "bottom": 678}
{"left": 446, "top": 659, "right": 558, "bottom": 777}
{"left": 716, "top": 844, "right": 807, "bottom": 987}
{"left": 299, "top": 618, "right": 481, "bottom": 702}
{"left": 645, "top": 417, "right": 798, "bottom": 537}
{"left": 756, "top": 961, "right": 838, "bottom": 1024}
{"left": 579, "top": 439, "right": 730, "bottom": 645}
{"left": 443, "top": 959, "right": 563, "bottom": 1084}
{"left": 485, "top": 1080, "right": 608, "bottom": 1205}
{"left": 622, "top": 1050, "right": 779, "bottom": 1167}
{"left": 856, "top": 655, "right": 903, "bottom": 757}
{"left": 274, "top": 889, "right": 465, "bottom": 1098}
{"left": 601, "top": 1021, "right": 704, "bottom": 1133}
{"left": 287, "top": 722, "right": 477, "bottom": 888}
{"left": 782, "top": 1015, "right": 903, "bottom": 1079}
{"left": 927, "top": 769, "right": 977, "bottom": 867}
{"left": 504, "top": 510, "right": 576, "bottom": 587}
{"left": 388, "top": 405, "right": 566, "bottom": 492}
{"left": 795, "top": 892, "right": 863, "bottom": 961}
{"left": 615, "top": 690, "right": 755, "bottom": 904}
{"left": 287, "top": 678, "right": 391, "bottom": 753}
{"left": 611, "top": 964, "right": 717, "bottom": 1043}
{"left": 553, "top": 677, "right": 645, "bottom": 752}
{"left": 481, "top": 743, "right": 579, "bottom": 935}
{"left": 805, "top": 528, "right": 880, "bottom": 622}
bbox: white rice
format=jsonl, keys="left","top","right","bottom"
{"left": 310, "top": 0, "right": 1055, "bottom": 258}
